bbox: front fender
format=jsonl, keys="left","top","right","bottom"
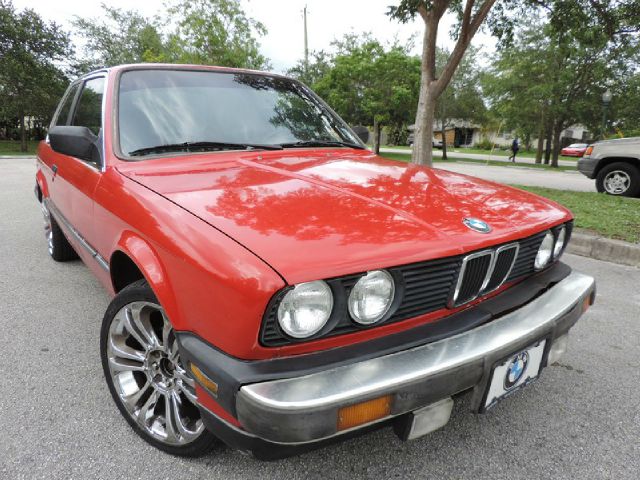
{"left": 112, "top": 232, "right": 181, "bottom": 329}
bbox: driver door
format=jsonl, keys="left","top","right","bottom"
{"left": 41, "top": 75, "right": 106, "bottom": 265}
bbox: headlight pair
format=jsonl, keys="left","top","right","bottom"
{"left": 277, "top": 270, "right": 395, "bottom": 339}
{"left": 534, "top": 225, "right": 567, "bottom": 270}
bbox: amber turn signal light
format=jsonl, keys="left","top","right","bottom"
{"left": 190, "top": 363, "right": 218, "bottom": 398}
{"left": 337, "top": 395, "right": 392, "bottom": 431}
{"left": 584, "top": 146, "right": 593, "bottom": 156}
{"left": 582, "top": 293, "right": 594, "bottom": 313}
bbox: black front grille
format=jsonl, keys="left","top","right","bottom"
{"left": 454, "top": 252, "right": 493, "bottom": 306}
{"left": 259, "top": 226, "right": 567, "bottom": 346}
{"left": 485, "top": 245, "right": 519, "bottom": 292}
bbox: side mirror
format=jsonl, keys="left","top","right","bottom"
{"left": 48, "top": 126, "right": 100, "bottom": 163}
{"left": 351, "top": 125, "right": 370, "bottom": 144}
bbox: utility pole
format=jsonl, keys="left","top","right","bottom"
{"left": 303, "top": 5, "right": 309, "bottom": 76}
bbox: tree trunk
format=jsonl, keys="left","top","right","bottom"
{"left": 411, "top": 0, "right": 497, "bottom": 166}
{"left": 535, "top": 125, "right": 544, "bottom": 164}
{"left": 441, "top": 115, "right": 447, "bottom": 161}
{"left": 20, "top": 111, "right": 27, "bottom": 153}
{"left": 412, "top": 87, "right": 436, "bottom": 166}
{"left": 373, "top": 118, "right": 382, "bottom": 155}
{"left": 551, "top": 123, "right": 563, "bottom": 168}
{"left": 544, "top": 127, "right": 552, "bottom": 165}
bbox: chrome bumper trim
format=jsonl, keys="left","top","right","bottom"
{"left": 236, "top": 271, "right": 595, "bottom": 444}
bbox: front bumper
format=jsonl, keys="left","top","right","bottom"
{"left": 577, "top": 156, "right": 598, "bottom": 178}
{"left": 179, "top": 267, "right": 595, "bottom": 457}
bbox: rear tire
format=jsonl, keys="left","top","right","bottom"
{"left": 595, "top": 162, "right": 640, "bottom": 197}
{"left": 41, "top": 202, "right": 78, "bottom": 261}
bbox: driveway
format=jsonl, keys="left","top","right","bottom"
{"left": 1, "top": 157, "right": 638, "bottom": 479}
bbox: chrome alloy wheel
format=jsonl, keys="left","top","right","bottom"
{"left": 106, "top": 301, "right": 204, "bottom": 446}
{"left": 603, "top": 170, "right": 631, "bottom": 195}
{"left": 41, "top": 202, "right": 53, "bottom": 256}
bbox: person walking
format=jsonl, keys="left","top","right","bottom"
{"left": 509, "top": 137, "right": 520, "bottom": 162}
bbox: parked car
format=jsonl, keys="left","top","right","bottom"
{"left": 577, "top": 138, "right": 640, "bottom": 196}
{"left": 407, "top": 132, "right": 443, "bottom": 149}
{"left": 560, "top": 143, "right": 589, "bottom": 157}
{"left": 36, "top": 64, "right": 595, "bottom": 460}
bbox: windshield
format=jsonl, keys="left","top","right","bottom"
{"left": 117, "top": 69, "right": 361, "bottom": 157}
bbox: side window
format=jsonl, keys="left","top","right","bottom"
{"left": 72, "top": 77, "right": 105, "bottom": 136}
{"left": 53, "top": 83, "right": 80, "bottom": 126}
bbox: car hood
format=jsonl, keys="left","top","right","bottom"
{"left": 116, "top": 149, "right": 571, "bottom": 284}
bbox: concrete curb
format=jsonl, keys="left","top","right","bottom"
{"left": 568, "top": 230, "right": 640, "bottom": 268}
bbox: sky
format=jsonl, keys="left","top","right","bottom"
{"left": 15, "top": 0, "right": 496, "bottom": 73}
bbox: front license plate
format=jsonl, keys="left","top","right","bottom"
{"left": 483, "top": 340, "right": 547, "bottom": 411}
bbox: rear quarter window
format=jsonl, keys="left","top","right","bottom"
{"left": 72, "top": 77, "right": 105, "bottom": 135}
{"left": 52, "top": 83, "right": 80, "bottom": 127}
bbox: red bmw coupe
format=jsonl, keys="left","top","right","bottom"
{"left": 35, "top": 64, "right": 595, "bottom": 459}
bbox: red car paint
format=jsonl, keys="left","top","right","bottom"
{"left": 560, "top": 144, "right": 589, "bottom": 157}
{"left": 36, "top": 64, "right": 572, "bottom": 365}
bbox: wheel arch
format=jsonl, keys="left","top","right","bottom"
{"left": 109, "top": 232, "right": 181, "bottom": 327}
{"left": 35, "top": 168, "right": 48, "bottom": 201}
{"left": 594, "top": 157, "right": 640, "bottom": 176}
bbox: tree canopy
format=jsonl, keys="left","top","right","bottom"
{"left": 0, "top": 0, "right": 73, "bottom": 150}
{"left": 483, "top": 0, "right": 640, "bottom": 166}
{"left": 308, "top": 35, "right": 421, "bottom": 152}
{"left": 3, "top": 0, "right": 640, "bottom": 162}
{"left": 72, "top": 0, "right": 269, "bottom": 71}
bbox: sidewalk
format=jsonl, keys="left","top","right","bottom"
{"left": 433, "top": 162, "right": 593, "bottom": 192}
{"left": 380, "top": 147, "right": 578, "bottom": 168}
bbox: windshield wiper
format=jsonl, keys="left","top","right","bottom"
{"left": 129, "top": 141, "right": 283, "bottom": 157}
{"left": 278, "top": 140, "right": 366, "bottom": 150}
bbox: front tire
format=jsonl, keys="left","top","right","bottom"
{"left": 100, "top": 280, "right": 216, "bottom": 457}
{"left": 595, "top": 162, "right": 640, "bottom": 197}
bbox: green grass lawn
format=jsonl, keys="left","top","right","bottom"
{"left": 381, "top": 151, "right": 575, "bottom": 172}
{"left": 512, "top": 186, "right": 640, "bottom": 244}
{"left": 381, "top": 145, "right": 585, "bottom": 162}
{"left": 446, "top": 147, "right": 538, "bottom": 158}
{"left": 381, "top": 144, "right": 539, "bottom": 158}
{"left": 0, "top": 140, "right": 39, "bottom": 155}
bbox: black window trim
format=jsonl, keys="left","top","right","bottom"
{"left": 66, "top": 73, "right": 108, "bottom": 171}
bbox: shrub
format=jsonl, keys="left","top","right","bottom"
{"left": 475, "top": 137, "right": 495, "bottom": 150}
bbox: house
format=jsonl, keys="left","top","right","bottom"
{"left": 408, "top": 120, "right": 481, "bottom": 147}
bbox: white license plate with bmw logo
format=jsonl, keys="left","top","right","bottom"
{"left": 483, "top": 340, "right": 547, "bottom": 410}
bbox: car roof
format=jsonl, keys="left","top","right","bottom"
{"left": 77, "top": 63, "right": 287, "bottom": 82}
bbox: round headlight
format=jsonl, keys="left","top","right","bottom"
{"left": 348, "top": 270, "right": 395, "bottom": 325}
{"left": 553, "top": 226, "right": 566, "bottom": 259}
{"left": 534, "top": 231, "right": 555, "bottom": 270}
{"left": 277, "top": 281, "right": 333, "bottom": 338}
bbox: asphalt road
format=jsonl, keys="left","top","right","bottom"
{"left": 1, "top": 157, "right": 639, "bottom": 479}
